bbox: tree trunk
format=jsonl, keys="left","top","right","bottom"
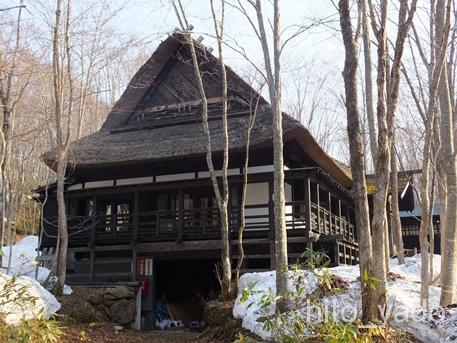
{"left": 0, "top": 1, "right": 23, "bottom": 268}
{"left": 252, "top": 0, "right": 288, "bottom": 312}
{"left": 439, "top": 177, "right": 447, "bottom": 286}
{"left": 173, "top": 0, "right": 232, "bottom": 298}
{"left": 55, "top": 151, "right": 68, "bottom": 294}
{"left": 436, "top": 0, "right": 457, "bottom": 307}
{"left": 419, "top": 118, "right": 433, "bottom": 308}
{"left": 235, "top": 96, "right": 260, "bottom": 291}
{"left": 429, "top": 174, "right": 436, "bottom": 285}
{"left": 219, "top": 204, "right": 231, "bottom": 298}
{"left": 360, "top": 0, "right": 377, "bottom": 166}
{"left": 51, "top": 0, "right": 69, "bottom": 295}
{"left": 339, "top": 0, "right": 375, "bottom": 321}
{"left": 390, "top": 141, "right": 405, "bottom": 264}
{"left": 370, "top": 0, "right": 389, "bottom": 317}
{"left": 272, "top": 0, "right": 288, "bottom": 313}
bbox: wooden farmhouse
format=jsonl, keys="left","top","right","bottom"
{"left": 36, "top": 33, "right": 359, "bottom": 324}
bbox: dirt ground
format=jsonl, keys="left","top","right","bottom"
{"left": 59, "top": 322, "right": 218, "bottom": 343}
{"left": 56, "top": 290, "right": 231, "bottom": 343}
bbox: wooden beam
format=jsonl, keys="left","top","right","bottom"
{"left": 66, "top": 168, "right": 353, "bottom": 203}
{"left": 144, "top": 96, "right": 244, "bottom": 114}
{"left": 137, "top": 240, "right": 221, "bottom": 253}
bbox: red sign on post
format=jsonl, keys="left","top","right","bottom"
{"left": 138, "top": 259, "right": 145, "bottom": 276}
{"left": 137, "top": 258, "right": 153, "bottom": 276}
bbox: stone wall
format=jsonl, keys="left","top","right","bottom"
{"left": 63, "top": 285, "right": 138, "bottom": 326}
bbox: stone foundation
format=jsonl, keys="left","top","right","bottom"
{"left": 64, "top": 285, "right": 138, "bottom": 326}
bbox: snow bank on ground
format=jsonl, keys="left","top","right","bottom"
{"left": 1, "top": 236, "right": 72, "bottom": 295}
{"left": 0, "top": 272, "right": 61, "bottom": 325}
{"left": 235, "top": 269, "right": 324, "bottom": 339}
{"left": 0, "top": 236, "right": 74, "bottom": 325}
{"left": 234, "top": 254, "right": 457, "bottom": 342}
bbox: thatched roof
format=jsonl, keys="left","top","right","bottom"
{"left": 42, "top": 33, "right": 352, "bottom": 188}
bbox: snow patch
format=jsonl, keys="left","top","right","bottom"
{"left": 0, "top": 236, "right": 73, "bottom": 325}
{"left": 0, "top": 273, "right": 61, "bottom": 325}
{"left": 234, "top": 254, "right": 457, "bottom": 342}
{"left": 1, "top": 236, "right": 72, "bottom": 295}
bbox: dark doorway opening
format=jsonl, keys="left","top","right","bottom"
{"left": 154, "top": 258, "right": 220, "bottom": 327}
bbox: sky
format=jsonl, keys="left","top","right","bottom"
{"left": 107, "top": 0, "right": 346, "bottom": 82}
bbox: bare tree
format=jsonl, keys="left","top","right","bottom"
{"left": 234, "top": 92, "right": 261, "bottom": 291}
{"left": 400, "top": 0, "right": 452, "bottom": 306}
{"left": 286, "top": 65, "right": 343, "bottom": 153}
{"left": 365, "top": 0, "right": 417, "bottom": 316}
{"left": 339, "top": 0, "right": 375, "bottom": 321}
{"left": 0, "top": 0, "right": 25, "bottom": 268}
{"left": 51, "top": 0, "right": 74, "bottom": 295}
{"left": 172, "top": 0, "right": 233, "bottom": 298}
{"left": 436, "top": 0, "right": 457, "bottom": 307}
{"left": 359, "top": 0, "right": 377, "bottom": 166}
{"left": 246, "top": 0, "right": 289, "bottom": 312}
{"left": 390, "top": 140, "right": 405, "bottom": 264}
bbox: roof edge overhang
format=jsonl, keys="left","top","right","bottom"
{"left": 284, "top": 127, "right": 353, "bottom": 189}
{"left": 42, "top": 126, "right": 353, "bottom": 190}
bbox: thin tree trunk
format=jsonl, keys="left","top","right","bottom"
{"left": 0, "top": 0, "right": 23, "bottom": 269}
{"left": 415, "top": 0, "right": 451, "bottom": 306}
{"left": 439, "top": 177, "right": 447, "bottom": 286}
{"left": 340, "top": 0, "right": 375, "bottom": 321}
{"left": 272, "top": 0, "right": 288, "bottom": 313}
{"left": 252, "top": 0, "right": 288, "bottom": 312}
{"left": 210, "top": 0, "right": 231, "bottom": 299}
{"left": 419, "top": 118, "right": 433, "bottom": 308}
{"left": 173, "top": 0, "right": 232, "bottom": 298}
{"left": 360, "top": 0, "right": 377, "bottom": 167}
{"left": 52, "top": 0, "right": 69, "bottom": 295}
{"left": 55, "top": 153, "right": 68, "bottom": 294}
{"left": 390, "top": 142, "right": 405, "bottom": 264}
{"left": 429, "top": 172, "right": 435, "bottom": 284}
{"left": 368, "top": 0, "right": 417, "bottom": 316}
{"left": 436, "top": 0, "right": 457, "bottom": 307}
{"left": 235, "top": 95, "right": 260, "bottom": 291}
{"left": 370, "top": 0, "right": 389, "bottom": 317}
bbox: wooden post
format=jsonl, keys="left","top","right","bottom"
{"left": 132, "top": 190, "right": 139, "bottom": 281}
{"left": 328, "top": 191, "right": 332, "bottom": 233}
{"left": 133, "top": 191, "right": 139, "bottom": 243}
{"left": 304, "top": 177, "right": 312, "bottom": 249}
{"left": 90, "top": 195, "right": 97, "bottom": 282}
{"left": 349, "top": 207, "right": 355, "bottom": 240}
{"left": 334, "top": 242, "right": 340, "bottom": 266}
{"left": 268, "top": 180, "right": 274, "bottom": 238}
{"left": 177, "top": 188, "right": 184, "bottom": 243}
{"left": 338, "top": 199, "right": 342, "bottom": 235}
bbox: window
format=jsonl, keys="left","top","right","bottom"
{"left": 105, "top": 202, "right": 130, "bottom": 232}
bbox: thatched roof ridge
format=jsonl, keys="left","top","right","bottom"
{"left": 102, "top": 33, "right": 265, "bottom": 131}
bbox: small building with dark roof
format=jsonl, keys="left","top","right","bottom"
{"left": 400, "top": 203, "right": 441, "bottom": 253}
